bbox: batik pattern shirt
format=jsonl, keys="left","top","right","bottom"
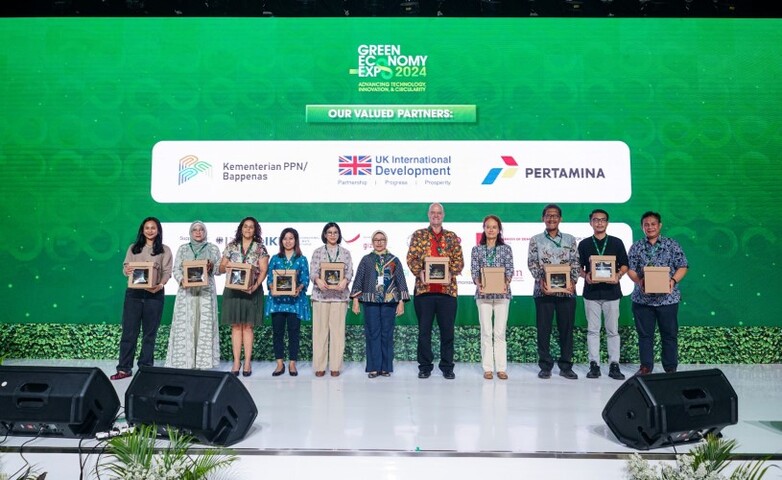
{"left": 527, "top": 231, "right": 580, "bottom": 298}
{"left": 628, "top": 236, "right": 688, "bottom": 306}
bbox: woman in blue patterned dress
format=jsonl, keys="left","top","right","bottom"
{"left": 351, "top": 230, "right": 409, "bottom": 378}
{"left": 265, "top": 227, "right": 310, "bottom": 377}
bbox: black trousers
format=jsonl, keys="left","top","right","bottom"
{"left": 117, "top": 288, "right": 164, "bottom": 373}
{"left": 534, "top": 295, "right": 576, "bottom": 372}
{"left": 414, "top": 294, "right": 457, "bottom": 373}
{"left": 272, "top": 312, "right": 301, "bottom": 361}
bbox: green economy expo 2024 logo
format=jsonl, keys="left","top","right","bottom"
{"left": 350, "top": 44, "right": 428, "bottom": 93}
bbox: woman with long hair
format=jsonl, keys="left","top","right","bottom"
{"left": 112, "top": 217, "right": 172, "bottom": 380}
{"left": 471, "top": 215, "right": 514, "bottom": 380}
{"left": 265, "top": 227, "right": 310, "bottom": 377}
{"left": 219, "top": 217, "right": 269, "bottom": 377}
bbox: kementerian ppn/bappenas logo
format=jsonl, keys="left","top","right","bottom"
{"left": 482, "top": 156, "right": 518, "bottom": 185}
{"left": 178, "top": 155, "right": 212, "bottom": 185}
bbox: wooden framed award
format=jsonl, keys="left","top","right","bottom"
{"left": 544, "top": 264, "right": 571, "bottom": 293}
{"left": 182, "top": 260, "right": 208, "bottom": 287}
{"left": 272, "top": 269, "right": 297, "bottom": 296}
{"left": 424, "top": 256, "right": 450, "bottom": 284}
{"left": 590, "top": 255, "right": 617, "bottom": 283}
{"left": 643, "top": 266, "right": 671, "bottom": 294}
{"left": 225, "top": 262, "right": 252, "bottom": 290}
{"left": 320, "top": 262, "right": 344, "bottom": 287}
{"left": 127, "top": 262, "right": 157, "bottom": 289}
{"left": 480, "top": 267, "right": 506, "bottom": 294}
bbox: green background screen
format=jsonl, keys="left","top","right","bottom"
{"left": 2, "top": 18, "right": 780, "bottom": 329}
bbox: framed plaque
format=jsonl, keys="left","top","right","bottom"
{"left": 643, "top": 266, "right": 671, "bottom": 294}
{"left": 480, "top": 267, "right": 506, "bottom": 295}
{"left": 590, "top": 255, "right": 617, "bottom": 283}
{"left": 182, "top": 259, "right": 208, "bottom": 288}
{"left": 424, "top": 256, "right": 450, "bottom": 284}
{"left": 127, "top": 262, "right": 157, "bottom": 289}
{"left": 272, "top": 269, "right": 297, "bottom": 296}
{"left": 544, "top": 264, "right": 571, "bottom": 293}
{"left": 225, "top": 262, "right": 252, "bottom": 290}
{"left": 320, "top": 262, "right": 344, "bottom": 287}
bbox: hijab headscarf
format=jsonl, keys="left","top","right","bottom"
{"left": 189, "top": 221, "right": 208, "bottom": 249}
{"left": 371, "top": 230, "right": 388, "bottom": 255}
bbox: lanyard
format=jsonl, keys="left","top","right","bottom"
{"left": 374, "top": 253, "right": 386, "bottom": 275}
{"left": 283, "top": 253, "right": 295, "bottom": 269}
{"left": 240, "top": 240, "right": 254, "bottom": 263}
{"left": 545, "top": 232, "right": 562, "bottom": 248}
{"left": 326, "top": 245, "right": 340, "bottom": 262}
{"left": 591, "top": 236, "right": 607, "bottom": 256}
{"left": 645, "top": 241, "right": 660, "bottom": 266}
{"left": 429, "top": 227, "right": 445, "bottom": 256}
{"left": 486, "top": 246, "right": 497, "bottom": 266}
{"left": 189, "top": 243, "right": 207, "bottom": 259}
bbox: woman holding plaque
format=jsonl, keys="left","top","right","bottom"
{"left": 265, "top": 227, "right": 310, "bottom": 377}
{"left": 470, "top": 215, "right": 514, "bottom": 380}
{"left": 112, "top": 217, "right": 173, "bottom": 381}
{"left": 351, "top": 230, "right": 409, "bottom": 378}
{"left": 166, "top": 221, "right": 222, "bottom": 370}
{"left": 309, "top": 222, "right": 354, "bottom": 377}
{"left": 219, "top": 217, "right": 269, "bottom": 377}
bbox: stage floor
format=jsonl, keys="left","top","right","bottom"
{"left": 2, "top": 360, "right": 781, "bottom": 479}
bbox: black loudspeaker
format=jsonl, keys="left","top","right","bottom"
{"left": 602, "top": 368, "right": 738, "bottom": 450}
{"left": 0, "top": 366, "right": 120, "bottom": 438}
{"left": 125, "top": 366, "right": 258, "bottom": 446}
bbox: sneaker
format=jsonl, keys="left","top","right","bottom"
{"left": 608, "top": 362, "right": 626, "bottom": 380}
{"left": 586, "top": 361, "right": 601, "bottom": 379}
{"left": 538, "top": 369, "right": 552, "bottom": 379}
{"left": 559, "top": 369, "right": 578, "bottom": 380}
{"left": 634, "top": 366, "right": 652, "bottom": 376}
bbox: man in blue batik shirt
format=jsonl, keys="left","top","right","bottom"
{"left": 626, "top": 211, "right": 688, "bottom": 376}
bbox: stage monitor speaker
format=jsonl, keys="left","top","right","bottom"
{"left": 0, "top": 366, "right": 120, "bottom": 438}
{"left": 602, "top": 368, "right": 738, "bottom": 450}
{"left": 125, "top": 366, "right": 258, "bottom": 446}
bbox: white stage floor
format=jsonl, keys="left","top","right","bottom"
{"left": 2, "top": 360, "right": 781, "bottom": 479}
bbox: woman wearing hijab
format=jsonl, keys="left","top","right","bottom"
{"left": 351, "top": 230, "right": 409, "bottom": 378}
{"left": 166, "top": 221, "right": 223, "bottom": 370}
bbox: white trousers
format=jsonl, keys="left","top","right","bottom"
{"left": 476, "top": 298, "right": 510, "bottom": 372}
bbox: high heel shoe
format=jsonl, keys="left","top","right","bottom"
{"left": 289, "top": 364, "right": 298, "bottom": 377}
{"left": 242, "top": 368, "right": 252, "bottom": 377}
{"left": 272, "top": 364, "right": 285, "bottom": 377}
{"left": 231, "top": 370, "right": 240, "bottom": 376}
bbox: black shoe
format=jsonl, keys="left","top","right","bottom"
{"left": 586, "top": 361, "right": 601, "bottom": 379}
{"left": 418, "top": 371, "right": 431, "bottom": 379}
{"left": 559, "top": 369, "right": 578, "bottom": 380}
{"left": 443, "top": 371, "right": 455, "bottom": 380}
{"left": 538, "top": 369, "right": 552, "bottom": 379}
{"left": 664, "top": 367, "right": 677, "bottom": 373}
{"left": 242, "top": 369, "right": 252, "bottom": 377}
{"left": 380, "top": 371, "right": 391, "bottom": 377}
{"left": 272, "top": 364, "right": 285, "bottom": 377}
{"left": 608, "top": 362, "right": 626, "bottom": 380}
{"left": 368, "top": 371, "right": 379, "bottom": 378}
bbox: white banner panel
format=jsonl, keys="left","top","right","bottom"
{"left": 162, "top": 222, "right": 634, "bottom": 297}
{"left": 151, "top": 141, "right": 631, "bottom": 203}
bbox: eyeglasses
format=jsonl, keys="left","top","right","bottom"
{"left": 544, "top": 215, "right": 560, "bottom": 220}
{"left": 326, "top": 231, "right": 339, "bottom": 236}
{"left": 372, "top": 238, "right": 387, "bottom": 243}
{"left": 591, "top": 218, "right": 608, "bottom": 224}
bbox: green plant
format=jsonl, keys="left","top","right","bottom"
{"left": 625, "top": 434, "right": 777, "bottom": 480}
{"left": 99, "top": 424, "right": 237, "bottom": 480}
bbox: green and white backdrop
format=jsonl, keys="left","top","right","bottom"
{"left": 2, "top": 18, "right": 780, "bottom": 364}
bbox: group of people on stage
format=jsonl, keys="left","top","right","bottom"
{"left": 110, "top": 202, "right": 688, "bottom": 382}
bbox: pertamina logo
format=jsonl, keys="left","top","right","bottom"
{"left": 481, "top": 156, "right": 518, "bottom": 185}
{"left": 177, "top": 155, "right": 212, "bottom": 185}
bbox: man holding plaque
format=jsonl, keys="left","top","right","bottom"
{"left": 527, "top": 204, "right": 581, "bottom": 380}
{"left": 578, "top": 209, "right": 629, "bottom": 380}
{"left": 407, "top": 203, "right": 464, "bottom": 380}
{"left": 627, "top": 211, "right": 688, "bottom": 376}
